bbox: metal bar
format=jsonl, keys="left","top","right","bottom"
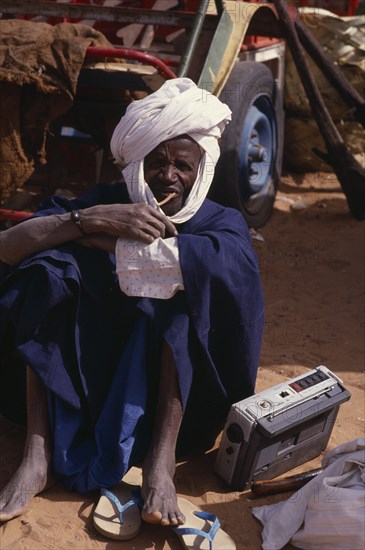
{"left": 0, "top": 209, "right": 32, "bottom": 222}
{"left": 0, "top": 0, "right": 217, "bottom": 29}
{"left": 214, "top": 0, "right": 225, "bottom": 16}
{"left": 177, "top": 0, "right": 210, "bottom": 77}
{"left": 86, "top": 46, "right": 176, "bottom": 80}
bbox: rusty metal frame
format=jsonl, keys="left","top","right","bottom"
{"left": 0, "top": 0, "right": 280, "bottom": 36}
{"left": 0, "top": 0, "right": 218, "bottom": 29}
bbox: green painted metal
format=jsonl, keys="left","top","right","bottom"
{"left": 197, "top": 5, "right": 234, "bottom": 94}
{"left": 177, "top": 0, "right": 211, "bottom": 78}
{"left": 197, "top": 2, "right": 278, "bottom": 96}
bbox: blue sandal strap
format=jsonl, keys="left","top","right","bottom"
{"left": 174, "top": 511, "right": 221, "bottom": 550}
{"left": 100, "top": 488, "right": 140, "bottom": 525}
{"left": 131, "top": 488, "right": 144, "bottom": 508}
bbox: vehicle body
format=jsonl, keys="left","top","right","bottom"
{"left": 0, "top": 0, "right": 286, "bottom": 227}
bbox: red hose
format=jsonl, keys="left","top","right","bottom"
{"left": 0, "top": 209, "right": 33, "bottom": 222}
{"left": 86, "top": 46, "right": 176, "bottom": 80}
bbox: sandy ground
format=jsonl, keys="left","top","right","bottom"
{"left": 0, "top": 171, "right": 364, "bottom": 550}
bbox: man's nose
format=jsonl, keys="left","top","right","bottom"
{"left": 160, "top": 164, "right": 177, "bottom": 184}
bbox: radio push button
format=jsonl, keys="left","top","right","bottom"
{"left": 289, "top": 382, "right": 303, "bottom": 392}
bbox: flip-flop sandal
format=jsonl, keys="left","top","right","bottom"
{"left": 93, "top": 482, "right": 142, "bottom": 540}
{"left": 173, "top": 498, "right": 236, "bottom": 550}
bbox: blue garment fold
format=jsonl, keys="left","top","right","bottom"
{"left": 0, "top": 182, "right": 264, "bottom": 493}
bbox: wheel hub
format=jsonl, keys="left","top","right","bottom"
{"left": 248, "top": 142, "right": 268, "bottom": 163}
{"left": 239, "top": 99, "right": 275, "bottom": 197}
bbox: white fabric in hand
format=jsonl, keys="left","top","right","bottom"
{"left": 116, "top": 236, "right": 184, "bottom": 299}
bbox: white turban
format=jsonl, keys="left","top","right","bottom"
{"left": 110, "top": 78, "right": 231, "bottom": 224}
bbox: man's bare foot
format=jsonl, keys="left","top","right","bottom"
{"left": 0, "top": 436, "right": 50, "bottom": 522}
{"left": 141, "top": 342, "right": 185, "bottom": 527}
{"left": 141, "top": 457, "right": 185, "bottom": 527}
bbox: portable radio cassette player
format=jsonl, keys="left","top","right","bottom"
{"left": 215, "top": 365, "right": 351, "bottom": 490}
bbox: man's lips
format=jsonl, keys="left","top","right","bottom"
{"left": 152, "top": 186, "right": 181, "bottom": 198}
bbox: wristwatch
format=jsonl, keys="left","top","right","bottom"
{"left": 70, "top": 210, "right": 86, "bottom": 235}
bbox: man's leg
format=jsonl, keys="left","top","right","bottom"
{"left": 0, "top": 367, "right": 51, "bottom": 521}
{"left": 141, "top": 341, "right": 185, "bottom": 526}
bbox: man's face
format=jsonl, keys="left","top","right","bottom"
{"left": 144, "top": 136, "right": 202, "bottom": 216}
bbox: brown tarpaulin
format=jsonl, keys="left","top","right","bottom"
{"left": 0, "top": 19, "right": 111, "bottom": 201}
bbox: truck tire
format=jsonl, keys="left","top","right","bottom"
{"left": 210, "top": 61, "right": 283, "bottom": 228}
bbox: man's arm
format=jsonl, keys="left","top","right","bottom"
{"left": 0, "top": 203, "right": 177, "bottom": 266}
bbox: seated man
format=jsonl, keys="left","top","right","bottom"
{"left": 0, "top": 78, "right": 264, "bottom": 528}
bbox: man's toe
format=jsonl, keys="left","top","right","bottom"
{"left": 142, "top": 506, "right": 163, "bottom": 524}
{"left": 160, "top": 514, "right": 171, "bottom": 526}
{"left": 168, "top": 513, "right": 179, "bottom": 526}
{"left": 177, "top": 513, "right": 185, "bottom": 525}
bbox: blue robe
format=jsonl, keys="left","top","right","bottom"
{"left": 0, "top": 182, "right": 264, "bottom": 493}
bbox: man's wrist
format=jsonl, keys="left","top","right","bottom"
{"left": 70, "top": 210, "right": 86, "bottom": 235}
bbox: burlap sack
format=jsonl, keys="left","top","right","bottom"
{"left": 0, "top": 19, "right": 111, "bottom": 201}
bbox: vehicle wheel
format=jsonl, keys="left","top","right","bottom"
{"left": 210, "top": 61, "right": 283, "bottom": 228}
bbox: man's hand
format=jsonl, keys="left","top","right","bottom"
{"left": 82, "top": 203, "right": 177, "bottom": 243}
{"left": 0, "top": 202, "right": 176, "bottom": 267}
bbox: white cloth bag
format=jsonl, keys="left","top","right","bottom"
{"left": 252, "top": 438, "right": 365, "bottom": 550}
